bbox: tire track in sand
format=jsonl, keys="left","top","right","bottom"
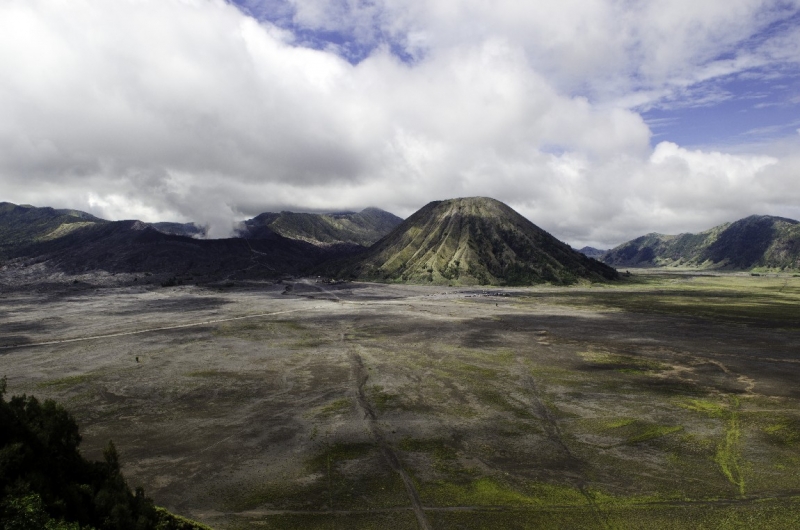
{"left": 518, "top": 355, "right": 612, "bottom": 530}
{"left": 349, "top": 351, "right": 432, "bottom": 530}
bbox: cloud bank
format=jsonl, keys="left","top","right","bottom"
{"left": 1, "top": 0, "right": 799, "bottom": 245}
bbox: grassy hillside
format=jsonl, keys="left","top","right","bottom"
{"left": 4, "top": 220, "right": 339, "bottom": 280}
{"left": 328, "top": 197, "right": 617, "bottom": 285}
{"left": 604, "top": 215, "right": 800, "bottom": 270}
{"left": 0, "top": 202, "right": 367, "bottom": 281}
{"left": 0, "top": 202, "right": 106, "bottom": 258}
{"left": 240, "top": 208, "right": 402, "bottom": 247}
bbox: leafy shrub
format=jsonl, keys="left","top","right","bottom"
{"left": 0, "top": 377, "right": 209, "bottom": 530}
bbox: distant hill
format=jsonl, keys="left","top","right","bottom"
{"left": 3, "top": 219, "right": 338, "bottom": 280}
{"left": 0, "top": 202, "right": 358, "bottom": 282}
{"left": 0, "top": 202, "right": 106, "bottom": 258}
{"left": 238, "top": 207, "right": 403, "bottom": 247}
{"left": 325, "top": 197, "right": 618, "bottom": 285}
{"left": 603, "top": 215, "right": 800, "bottom": 270}
{"left": 579, "top": 246, "right": 607, "bottom": 259}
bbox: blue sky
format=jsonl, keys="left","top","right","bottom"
{"left": 651, "top": 7, "right": 800, "bottom": 147}
{"left": 2, "top": 0, "right": 800, "bottom": 246}
{"left": 230, "top": 0, "right": 387, "bottom": 63}
{"left": 643, "top": 72, "right": 800, "bottom": 148}
{"left": 229, "top": 0, "right": 800, "bottom": 150}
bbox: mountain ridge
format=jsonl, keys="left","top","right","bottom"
{"left": 602, "top": 214, "right": 800, "bottom": 270}
{"left": 1, "top": 199, "right": 621, "bottom": 285}
{"left": 238, "top": 207, "right": 403, "bottom": 247}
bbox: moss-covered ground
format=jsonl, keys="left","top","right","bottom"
{"left": 2, "top": 274, "right": 800, "bottom": 528}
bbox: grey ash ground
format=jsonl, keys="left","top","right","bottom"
{"left": 2, "top": 273, "right": 800, "bottom": 529}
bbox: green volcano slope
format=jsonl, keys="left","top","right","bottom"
{"left": 603, "top": 215, "right": 800, "bottom": 270}
{"left": 240, "top": 207, "right": 402, "bottom": 247}
{"left": 0, "top": 202, "right": 106, "bottom": 258}
{"left": 332, "top": 197, "right": 617, "bottom": 285}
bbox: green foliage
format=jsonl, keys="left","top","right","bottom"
{"left": 0, "top": 382, "right": 209, "bottom": 530}
{"left": 0, "top": 491, "right": 84, "bottom": 530}
{"left": 438, "top": 262, "right": 461, "bottom": 280}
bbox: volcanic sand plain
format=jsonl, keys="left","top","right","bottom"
{"left": 2, "top": 272, "right": 800, "bottom": 529}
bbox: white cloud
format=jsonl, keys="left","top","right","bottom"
{"left": 267, "top": 0, "right": 800, "bottom": 107}
{"left": 0, "top": 0, "right": 799, "bottom": 248}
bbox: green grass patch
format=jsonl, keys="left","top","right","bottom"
{"left": 677, "top": 398, "right": 728, "bottom": 417}
{"left": 37, "top": 373, "right": 96, "bottom": 389}
{"left": 366, "top": 385, "right": 399, "bottom": 413}
{"left": 272, "top": 320, "right": 306, "bottom": 331}
{"left": 185, "top": 370, "right": 220, "bottom": 378}
{"left": 626, "top": 425, "right": 684, "bottom": 445}
{"left": 524, "top": 274, "right": 800, "bottom": 329}
{"left": 225, "top": 511, "right": 419, "bottom": 529}
{"left": 474, "top": 389, "right": 535, "bottom": 419}
{"left": 290, "top": 338, "right": 328, "bottom": 349}
{"left": 398, "top": 438, "right": 458, "bottom": 461}
{"left": 420, "top": 476, "right": 510, "bottom": 507}
{"left": 315, "top": 398, "right": 352, "bottom": 417}
{"left": 217, "top": 442, "right": 410, "bottom": 512}
{"left": 426, "top": 508, "right": 599, "bottom": 529}
{"left": 677, "top": 433, "right": 716, "bottom": 455}
{"left": 220, "top": 470, "right": 407, "bottom": 512}
{"left": 603, "top": 496, "right": 800, "bottom": 529}
{"left": 715, "top": 402, "right": 745, "bottom": 496}
{"left": 583, "top": 417, "right": 685, "bottom": 446}
{"left": 419, "top": 477, "right": 592, "bottom": 509}
{"left": 578, "top": 350, "right": 667, "bottom": 373}
{"left": 306, "top": 442, "right": 376, "bottom": 474}
{"left": 488, "top": 349, "right": 516, "bottom": 365}
{"left": 454, "top": 362, "right": 499, "bottom": 380}
{"left": 397, "top": 437, "right": 467, "bottom": 478}
{"left": 603, "top": 418, "right": 636, "bottom": 429}
{"left": 762, "top": 417, "right": 800, "bottom": 446}
{"left": 425, "top": 496, "right": 800, "bottom": 529}
{"left": 679, "top": 396, "right": 747, "bottom": 494}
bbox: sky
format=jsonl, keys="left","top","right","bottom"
{"left": 1, "top": 0, "right": 800, "bottom": 247}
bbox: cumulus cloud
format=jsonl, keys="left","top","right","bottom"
{"left": 0, "top": 0, "right": 799, "bottom": 247}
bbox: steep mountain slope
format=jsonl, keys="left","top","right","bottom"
{"left": 0, "top": 202, "right": 106, "bottom": 258}
{"left": 326, "top": 197, "right": 618, "bottom": 285}
{"left": 2, "top": 218, "right": 347, "bottom": 282}
{"left": 603, "top": 215, "right": 800, "bottom": 270}
{"left": 0, "top": 202, "right": 379, "bottom": 282}
{"left": 239, "top": 208, "right": 403, "bottom": 247}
